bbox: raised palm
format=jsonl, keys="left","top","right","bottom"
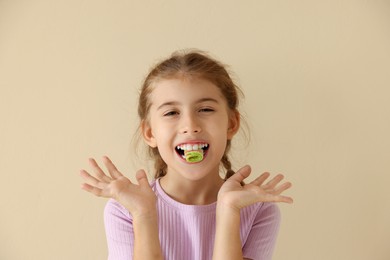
{"left": 218, "top": 165, "right": 293, "bottom": 210}
{"left": 80, "top": 156, "right": 157, "bottom": 218}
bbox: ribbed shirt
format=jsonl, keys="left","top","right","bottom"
{"left": 104, "top": 179, "right": 281, "bottom": 260}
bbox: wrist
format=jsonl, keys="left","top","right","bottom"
{"left": 216, "top": 202, "right": 241, "bottom": 222}
{"left": 216, "top": 199, "right": 241, "bottom": 214}
{"left": 132, "top": 209, "right": 158, "bottom": 224}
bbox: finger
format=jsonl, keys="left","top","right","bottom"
{"left": 272, "top": 182, "right": 292, "bottom": 195}
{"left": 258, "top": 193, "right": 293, "bottom": 203}
{"left": 135, "top": 169, "right": 149, "bottom": 187}
{"left": 80, "top": 170, "right": 107, "bottom": 189}
{"left": 228, "top": 165, "right": 251, "bottom": 183}
{"left": 262, "top": 174, "right": 285, "bottom": 190}
{"left": 102, "top": 156, "right": 123, "bottom": 179}
{"left": 251, "top": 172, "right": 271, "bottom": 186}
{"left": 271, "top": 195, "right": 294, "bottom": 204}
{"left": 88, "top": 158, "right": 111, "bottom": 183}
{"left": 81, "top": 183, "right": 108, "bottom": 197}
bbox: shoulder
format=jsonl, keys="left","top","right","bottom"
{"left": 256, "top": 202, "right": 280, "bottom": 220}
{"left": 242, "top": 202, "right": 280, "bottom": 222}
{"left": 241, "top": 202, "right": 281, "bottom": 239}
{"left": 252, "top": 202, "right": 281, "bottom": 229}
{"left": 104, "top": 199, "right": 132, "bottom": 222}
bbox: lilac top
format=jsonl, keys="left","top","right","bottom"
{"left": 104, "top": 179, "right": 281, "bottom": 260}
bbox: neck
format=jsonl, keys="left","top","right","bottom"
{"left": 159, "top": 171, "right": 224, "bottom": 205}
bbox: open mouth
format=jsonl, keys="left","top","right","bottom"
{"left": 175, "top": 143, "right": 209, "bottom": 162}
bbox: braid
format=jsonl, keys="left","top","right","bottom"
{"left": 221, "top": 153, "right": 235, "bottom": 181}
{"left": 151, "top": 147, "right": 168, "bottom": 179}
{"left": 222, "top": 147, "right": 244, "bottom": 185}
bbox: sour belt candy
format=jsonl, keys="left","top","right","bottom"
{"left": 184, "top": 150, "right": 204, "bottom": 163}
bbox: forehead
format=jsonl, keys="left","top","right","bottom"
{"left": 149, "top": 77, "right": 226, "bottom": 106}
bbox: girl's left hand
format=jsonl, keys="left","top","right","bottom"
{"left": 218, "top": 165, "right": 293, "bottom": 210}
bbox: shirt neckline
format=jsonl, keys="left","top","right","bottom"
{"left": 154, "top": 178, "right": 217, "bottom": 213}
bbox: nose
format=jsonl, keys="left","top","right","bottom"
{"left": 180, "top": 113, "right": 202, "bottom": 134}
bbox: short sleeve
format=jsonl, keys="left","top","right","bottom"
{"left": 104, "top": 199, "right": 134, "bottom": 260}
{"left": 242, "top": 203, "right": 281, "bottom": 260}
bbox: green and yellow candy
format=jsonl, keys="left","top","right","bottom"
{"left": 184, "top": 150, "right": 204, "bottom": 163}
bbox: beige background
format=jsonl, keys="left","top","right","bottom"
{"left": 1, "top": 1, "right": 389, "bottom": 259}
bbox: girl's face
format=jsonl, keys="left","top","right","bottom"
{"left": 142, "top": 77, "right": 239, "bottom": 182}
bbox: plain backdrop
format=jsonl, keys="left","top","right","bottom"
{"left": 1, "top": 1, "right": 389, "bottom": 259}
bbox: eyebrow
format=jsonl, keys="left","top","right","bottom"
{"left": 156, "top": 98, "right": 219, "bottom": 110}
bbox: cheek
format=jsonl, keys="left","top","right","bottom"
{"left": 210, "top": 125, "right": 229, "bottom": 147}
{"left": 153, "top": 127, "right": 172, "bottom": 147}
{"left": 210, "top": 117, "right": 229, "bottom": 135}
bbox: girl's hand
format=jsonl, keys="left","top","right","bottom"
{"left": 80, "top": 156, "right": 157, "bottom": 219}
{"left": 218, "top": 165, "right": 293, "bottom": 211}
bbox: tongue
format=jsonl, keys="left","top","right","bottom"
{"left": 184, "top": 150, "right": 204, "bottom": 163}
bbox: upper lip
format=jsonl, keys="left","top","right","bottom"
{"left": 175, "top": 140, "right": 209, "bottom": 147}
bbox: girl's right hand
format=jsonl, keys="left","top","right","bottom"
{"left": 80, "top": 156, "right": 157, "bottom": 219}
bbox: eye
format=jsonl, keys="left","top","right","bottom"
{"left": 163, "top": 110, "right": 179, "bottom": 117}
{"left": 199, "top": 107, "right": 215, "bottom": 113}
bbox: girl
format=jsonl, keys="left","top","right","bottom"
{"left": 80, "top": 50, "right": 293, "bottom": 260}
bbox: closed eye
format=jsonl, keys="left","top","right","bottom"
{"left": 163, "top": 111, "right": 179, "bottom": 116}
{"left": 199, "top": 108, "right": 214, "bottom": 113}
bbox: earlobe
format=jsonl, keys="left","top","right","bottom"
{"left": 141, "top": 120, "right": 157, "bottom": 147}
{"left": 227, "top": 110, "right": 240, "bottom": 139}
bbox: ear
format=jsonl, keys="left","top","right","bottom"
{"left": 141, "top": 120, "right": 157, "bottom": 148}
{"left": 227, "top": 110, "right": 240, "bottom": 140}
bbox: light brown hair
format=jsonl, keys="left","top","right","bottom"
{"left": 137, "top": 50, "right": 243, "bottom": 180}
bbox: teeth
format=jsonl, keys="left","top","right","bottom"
{"left": 177, "top": 143, "right": 208, "bottom": 151}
